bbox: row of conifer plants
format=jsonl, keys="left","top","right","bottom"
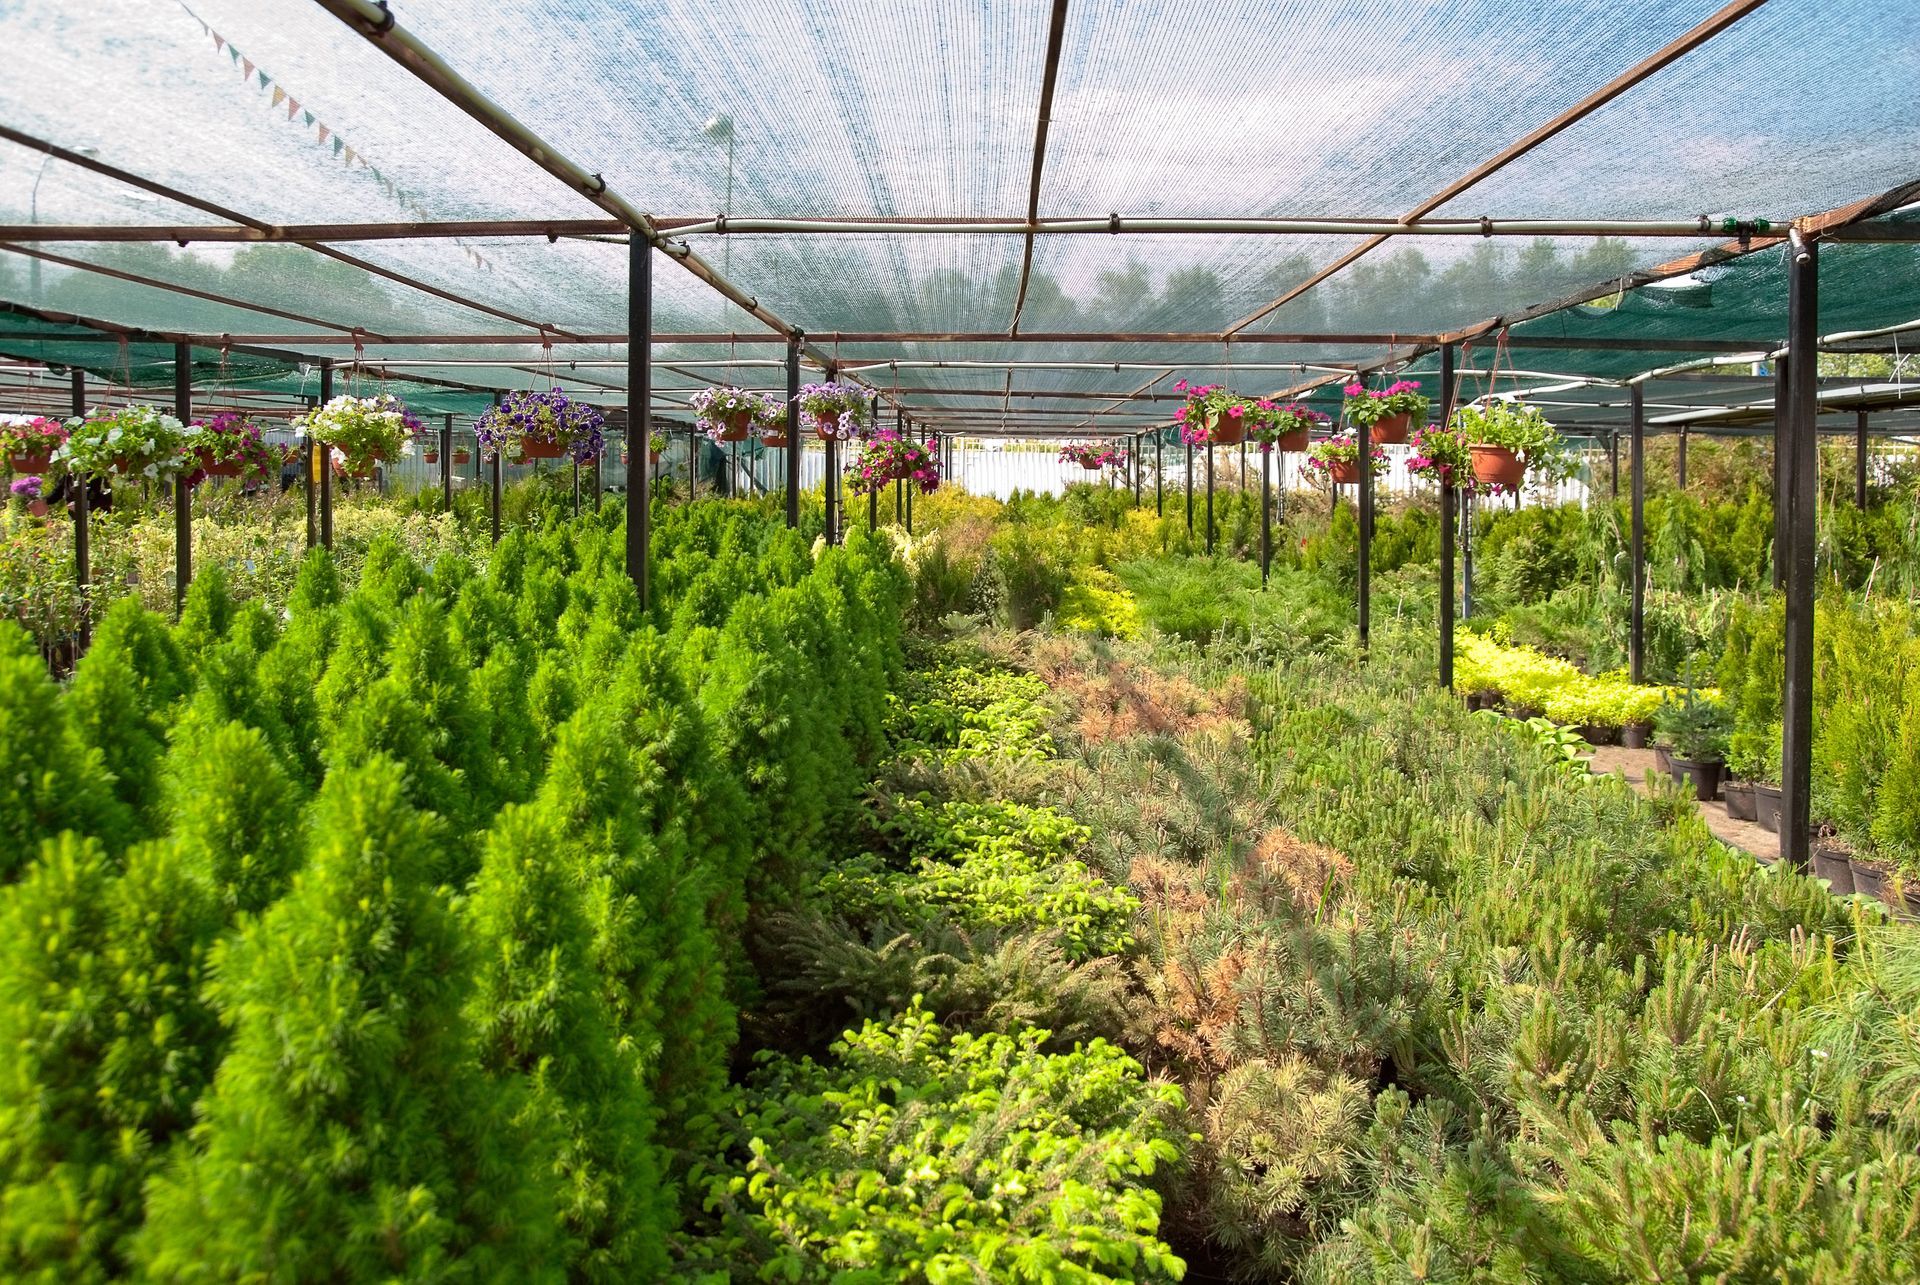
{"left": 0, "top": 499, "right": 908, "bottom": 1279}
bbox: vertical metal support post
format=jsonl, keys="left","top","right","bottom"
{"left": 489, "top": 390, "right": 503, "bottom": 546}
{"left": 1357, "top": 413, "right": 1372, "bottom": 651}
{"left": 1204, "top": 443, "right": 1215, "bottom": 554}
{"left": 303, "top": 419, "right": 317, "bottom": 550}
{"left": 1133, "top": 435, "right": 1142, "bottom": 506}
{"left": 572, "top": 458, "right": 581, "bottom": 517}
{"left": 592, "top": 439, "right": 603, "bottom": 510}
{"left": 1155, "top": 432, "right": 1164, "bottom": 515}
{"left": 1260, "top": 443, "right": 1272, "bottom": 588}
{"left": 1438, "top": 342, "right": 1456, "bottom": 689}
{"left": 627, "top": 233, "right": 651, "bottom": 603}
{"left": 1460, "top": 486, "right": 1473, "bottom": 619}
{"left": 1629, "top": 383, "right": 1646, "bottom": 685}
{"left": 1608, "top": 429, "right": 1619, "bottom": 498}
{"left": 1184, "top": 441, "right": 1193, "bottom": 535}
{"left": 70, "top": 369, "right": 89, "bottom": 652}
{"left": 1856, "top": 407, "right": 1869, "bottom": 508}
{"left": 1677, "top": 427, "right": 1688, "bottom": 490}
{"left": 894, "top": 406, "right": 904, "bottom": 523}
{"left": 784, "top": 337, "right": 801, "bottom": 528}
{"left": 173, "top": 341, "right": 192, "bottom": 616}
{"left": 319, "top": 360, "right": 334, "bottom": 550}
{"left": 440, "top": 412, "right": 453, "bottom": 511}
{"left": 1782, "top": 230, "right": 1818, "bottom": 872}
{"left": 1239, "top": 438, "right": 1247, "bottom": 492}
{"left": 1772, "top": 356, "right": 1788, "bottom": 590}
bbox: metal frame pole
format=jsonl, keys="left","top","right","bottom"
{"left": 784, "top": 337, "right": 801, "bottom": 528}
{"left": 1205, "top": 441, "right": 1215, "bottom": 554}
{"left": 628, "top": 234, "right": 651, "bottom": 602}
{"left": 173, "top": 341, "right": 192, "bottom": 615}
{"left": 1629, "top": 383, "right": 1646, "bottom": 684}
{"left": 440, "top": 413, "right": 453, "bottom": 511}
{"left": 318, "top": 359, "right": 334, "bottom": 550}
{"left": 1677, "top": 425, "right": 1688, "bottom": 490}
{"left": 1856, "top": 407, "right": 1869, "bottom": 507}
{"left": 70, "top": 369, "right": 89, "bottom": 652}
{"left": 489, "top": 390, "right": 503, "bottom": 545}
{"left": 1439, "top": 342, "right": 1456, "bottom": 689}
{"left": 1609, "top": 429, "right": 1619, "bottom": 498}
{"left": 1772, "top": 356, "right": 1788, "bottom": 590}
{"left": 1155, "top": 432, "right": 1163, "bottom": 515}
{"left": 1357, "top": 413, "right": 1372, "bottom": 651}
{"left": 1260, "top": 442, "right": 1272, "bottom": 587}
{"left": 1184, "top": 440, "right": 1193, "bottom": 536}
{"left": 1460, "top": 486, "right": 1473, "bottom": 619}
{"left": 1781, "top": 230, "right": 1818, "bottom": 871}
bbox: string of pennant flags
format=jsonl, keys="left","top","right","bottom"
{"left": 176, "top": 1, "right": 493, "bottom": 273}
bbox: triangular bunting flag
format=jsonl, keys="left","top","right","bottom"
{"left": 228, "top": 43, "right": 240, "bottom": 63}
{"left": 242, "top": 57, "right": 254, "bottom": 80}
{"left": 256, "top": 70, "right": 269, "bottom": 89}
{"left": 304, "top": 110, "right": 316, "bottom": 127}
{"left": 271, "top": 86, "right": 285, "bottom": 109}
{"left": 212, "top": 33, "right": 224, "bottom": 52}
{"left": 331, "top": 135, "right": 343, "bottom": 156}
{"left": 317, "top": 123, "right": 330, "bottom": 144}
{"left": 343, "top": 146, "right": 356, "bottom": 167}
{"left": 288, "top": 98, "right": 301, "bottom": 120}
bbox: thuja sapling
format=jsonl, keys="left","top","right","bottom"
{"left": 463, "top": 804, "right": 672, "bottom": 1280}
{"left": 136, "top": 761, "right": 564, "bottom": 1282}
{"left": 0, "top": 835, "right": 224, "bottom": 1280}
{"left": 161, "top": 717, "right": 303, "bottom": 915}
{"left": 0, "top": 623, "right": 131, "bottom": 871}
{"left": 63, "top": 597, "right": 189, "bottom": 833}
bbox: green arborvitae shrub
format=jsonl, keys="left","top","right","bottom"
{"left": 161, "top": 717, "right": 303, "bottom": 915}
{"left": 0, "top": 624, "right": 130, "bottom": 871}
{"left": 63, "top": 598, "right": 187, "bottom": 834}
{"left": 463, "top": 804, "right": 669, "bottom": 1281}
{"left": 0, "top": 835, "right": 223, "bottom": 1279}
{"left": 137, "top": 759, "right": 561, "bottom": 1282}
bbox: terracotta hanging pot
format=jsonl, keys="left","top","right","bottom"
{"left": 760, "top": 431, "right": 790, "bottom": 448}
{"left": 194, "top": 449, "right": 243, "bottom": 478}
{"left": 1271, "top": 427, "right": 1308, "bottom": 453}
{"left": 1328, "top": 459, "right": 1361, "bottom": 485}
{"left": 453, "top": 449, "right": 471, "bottom": 465}
{"left": 517, "top": 437, "right": 566, "bottom": 460}
{"left": 715, "top": 409, "right": 753, "bottom": 442}
{"left": 1080, "top": 459, "right": 1103, "bottom": 470}
{"left": 424, "top": 451, "right": 439, "bottom": 464}
{"left": 1370, "top": 412, "right": 1411, "bottom": 445}
{"left": 812, "top": 413, "right": 845, "bottom": 441}
{"left": 1469, "top": 444, "right": 1525, "bottom": 488}
{"left": 1208, "top": 410, "right": 1247, "bottom": 446}
{"left": 648, "top": 449, "right": 662, "bottom": 465}
{"left": 7, "top": 451, "right": 52, "bottom": 474}
{"left": 27, "top": 498, "right": 48, "bottom": 517}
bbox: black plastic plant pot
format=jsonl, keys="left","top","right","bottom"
{"left": 1620, "top": 722, "right": 1651, "bottom": 749}
{"left": 1670, "top": 756, "right": 1722, "bottom": 802}
{"left": 1850, "top": 855, "right": 1888, "bottom": 903}
{"left": 1810, "top": 842, "right": 1856, "bottom": 896}
{"left": 1465, "top": 691, "right": 1499, "bottom": 711}
{"left": 1723, "top": 779, "right": 1758, "bottom": 821}
{"left": 1652, "top": 742, "right": 1673, "bottom": 774}
{"left": 1754, "top": 782, "right": 1783, "bottom": 833}
{"left": 1576, "top": 724, "right": 1620, "bottom": 747}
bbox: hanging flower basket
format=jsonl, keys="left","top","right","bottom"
{"left": 1405, "top": 423, "right": 1474, "bottom": 490}
{"left": 1449, "top": 401, "right": 1569, "bottom": 492}
{"left": 760, "top": 429, "right": 790, "bottom": 448}
{"left": 1343, "top": 380, "right": 1428, "bottom": 446}
{"left": 1369, "top": 411, "right": 1412, "bottom": 445}
{"left": 850, "top": 429, "right": 939, "bottom": 496}
{"left": 0, "top": 415, "right": 68, "bottom": 476}
{"left": 692, "top": 385, "right": 770, "bottom": 443}
{"left": 186, "top": 413, "right": 278, "bottom": 486}
{"left": 798, "top": 382, "right": 867, "bottom": 441}
{"left": 298, "top": 394, "right": 419, "bottom": 477}
{"left": 426, "top": 447, "right": 474, "bottom": 465}
{"left": 1302, "top": 434, "right": 1386, "bottom": 486}
{"left": 1207, "top": 408, "right": 1247, "bottom": 446}
{"left": 1253, "top": 402, "right": 1326, "bottom": 453}
{"left": 1058, "top": 440, "right": 1128, "bottom": 471}
{"left": 475, "top": 388, "right": 605, "bottom": 464}
{"left": 57, "top": 404, "right": 191, "bottom": 480}
{"left": 1469, "top": 443, "right": 1526, "bottom": 488}
{"left": 517, "top": 437, "right": 567, "bottom": 461}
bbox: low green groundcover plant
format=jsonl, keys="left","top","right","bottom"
{"left": 688, "top": 1002, "right": 1187, "bottom": 1283}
